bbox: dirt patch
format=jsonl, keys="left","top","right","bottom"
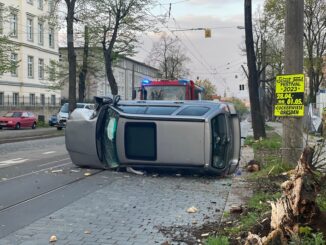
{"left": 157, "top": 221, "right": 221, "bottom": 245}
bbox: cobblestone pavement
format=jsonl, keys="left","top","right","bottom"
{"left": 0, "top": 170, "right": 233, "bottom": 245}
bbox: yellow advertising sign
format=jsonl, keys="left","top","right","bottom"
{"left": 274, "top": 74, "right": 304, "bottom": 117}
{"left": 274, "top": 105, "right": 304, "bottom": 116}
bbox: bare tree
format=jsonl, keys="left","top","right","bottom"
{"left": 244, "top": 0, "right": 266, "bottom": 139}
{"left": 147, "top": 35, "right": 190, "bottom": 79}
{"left": 195, "top": 79, "right": 216, "bottom": 100}
{"left": 264, "top": 0, "right": 326, "bottom": 104}
{"left": 78, "top": 25, "right": 89, "bottom": 102}
{"left": 86, "top": 0, "right": 154, "bottom": 96}
{"left": 304, "top": 0, "right": 326, "bottom": 103}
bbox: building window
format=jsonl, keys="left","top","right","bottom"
{"left": 38, "top": 22, "right": 44, "bottom": 45}
{"left": 11, "top": 53, "right": 18, "bottom": 76}
{"left": 48, "top": 0, "right": 54, "bottom": 12}
{"left": 49, "top": 59, "right": 56, "bottom": 80}
{"left": 0, "top": 92, "right": 4, "bottom": 106}
{"left": 27, "top": 56, "right": 34, "bottom": 78}
{"left": 38, "top": 58, "right": 44, "bottom": 79}
{"left": 29, "top": 94, "right": 35, "bottom": 105}
{"left": 239, "top": 84, "right": 245, "bottom": 91}
{"left": 49, "top": 27, "right": 54, "bottom": 48}
{"left": 38, "top": 0, "right": 43, "bottom": 9}
{"left": 10, "top": 13, "right": 18, "bottom": 37}
{"left": 40, "top": 94, "right": 45, "bottom": 106}
{"left": 27, "top": 17, "right": 33, "bottom": 41}
{"left": 51, "top": 94, "right": 56, "bottom": 106}
{"left": 13, "top": 93, "right": 19, "bottom": 106}
{"left": 27, "top": 0, "right": 33, "bottom": 5}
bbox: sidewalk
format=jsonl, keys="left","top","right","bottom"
{"left": 222, "top": 127, "right": 254, "bottom": 214}
{"left": 0, "top": 127, "right": 64, "bottom": 144}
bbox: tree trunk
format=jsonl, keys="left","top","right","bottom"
{"left": 78, "top": 25, "right": 89, "bottom": 103}
{"left": 244, "top": 0, "right": 266, "bottom": 139}
{"left": 66, "top": 0, "right": 77, "bottom": 113}
{"left": 103, "top": 50, "right": 118, "bottom": 96}
{"left": 102, "top": 12, "right": 120, "bottom": 96}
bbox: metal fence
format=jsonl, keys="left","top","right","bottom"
{"left": 0, "top": 95, "right": 61, "bottom": 108}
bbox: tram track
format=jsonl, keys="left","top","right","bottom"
{"left": 0, "top": 168, "right": 103, "bottom": 214}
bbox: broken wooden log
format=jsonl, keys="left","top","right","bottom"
{"left": 246, "top": 146, "right": 321, "bottom": 244}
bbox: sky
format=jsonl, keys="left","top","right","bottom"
{"left": 133, "top": 0, "right": 265, "bottom": 99}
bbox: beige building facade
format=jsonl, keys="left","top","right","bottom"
{"left": 59, "top": 48, "right": 161, "bottom": 101}
{"left": 0, "top": 0, "right": 60, "bottom": 108}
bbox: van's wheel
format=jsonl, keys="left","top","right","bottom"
{"left": 57, "top": 127, "right": 62, "bottom": 130}
{"left": 32, "top": 122, "right": 36, "bottom": 129}
{"left": 15, "top": 123, "right": 21, "bottom": 130}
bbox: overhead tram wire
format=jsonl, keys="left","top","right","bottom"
{"left": 171, "top": 17, "right": 216, "bottom": 74}
{"left": 157, "top": 2, "right": 215, "bottom": 73}
{"left": 157, "top": 2, "right": 226, "bottom": 80}
{"left": 145, "top": 9, "right": 214, "bottom": 77}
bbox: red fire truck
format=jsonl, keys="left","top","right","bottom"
{"left": 139, "top": 79, "right": 204, "bottom": 100}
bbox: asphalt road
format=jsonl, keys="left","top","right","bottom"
{"left": 0, "top": 137, "right": 109, "bottom": 238}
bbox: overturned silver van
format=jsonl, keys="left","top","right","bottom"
{"left": 65, "top": 97, "right": 241, "bottom": 175}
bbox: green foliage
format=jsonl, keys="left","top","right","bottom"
{"left": 0, "top": 36, "right": 19, "bottom": 75}
{"left": 223, "top": 97, "right": 249, "bottom": 119}
{"left": 290, "top": 232, "right": 326, "bottom": 245}
{"left": 223, "top": 211, "right": 230, "bottom": 219}
{"left": 264, "top": 0, "right": 286, "bottom": 33}
{"left": 225, "top": 212, "right": 259, "bottom": 235}
{"left": 250, "top": 158, "right": 292, "bottom": 179}
{"left": 248, "top": 192, "right": 281, "bottom": 213}
{"left": 299, "top": 226, "right": 313, "bottom": 236}
{"left": 195, "top": 79, "right": 216, "bottom": 100}
{"left": 317, "top": 192, "right": 326, "bottom": 211}
{"left": 205, "top": 235, "right": 229, "bottom": 245}
{"left": 244, "top": 132, "right": 281, "bottom": 150}
{"left": 36, "top": 120, "right": 50, "bottom": 128}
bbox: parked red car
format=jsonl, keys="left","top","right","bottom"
{"left": 0, "top": 111, "right": 37, "bottom": 130}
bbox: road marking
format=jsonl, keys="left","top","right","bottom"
{"left": 39, "top": 158, "right": 70, "bottom": 167}
{"left": 0, "top": 162, "right": 72, "bottom": 183}
{"left": 0, "top": 158, "right": 28, "bottom": 166}
{"left": 42, "top": 151, "right": 56, "bottom": 155}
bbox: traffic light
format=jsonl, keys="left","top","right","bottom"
{"left": 205, "top": 28, "right": 211, "bottom": 38}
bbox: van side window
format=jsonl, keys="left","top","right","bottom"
{"left": 211, "top": 114, "right": 228, "bottom": 168}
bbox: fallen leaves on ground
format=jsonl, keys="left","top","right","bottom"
{"left": 187, "top": 207, "right": 198, "bottom": 213}
{"left": 49, "top": 235, "right": 57, "bottom": 242}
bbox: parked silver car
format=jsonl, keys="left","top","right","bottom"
{"left": 65, "top": 97, "right": 241, "bottom": 175}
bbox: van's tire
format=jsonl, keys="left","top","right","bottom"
{"left": 57, "top": 127, "right": 62, "bottom": 130}
{"left": 32, "top": 122, "right": 36, "bottom": 129}
{"left": 15, "top": 123, "right": 21, "bottom": 130}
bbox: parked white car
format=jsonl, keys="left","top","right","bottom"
{"left": 56, "top": 103, "right": 94, "bottom": 130}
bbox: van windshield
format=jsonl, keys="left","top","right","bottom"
{"left": 143, "top": 86, "right": 186, "bottom": 100}
{"left": 60, "top": 104, "right": 69, "bottom": 113}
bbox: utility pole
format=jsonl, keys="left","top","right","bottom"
{"left": 282, "top": 0, "right": 304, "bottom": 164}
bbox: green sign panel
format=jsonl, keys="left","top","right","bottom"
{"left": 274, "top": 74, "right": 304, "bottom": 117}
